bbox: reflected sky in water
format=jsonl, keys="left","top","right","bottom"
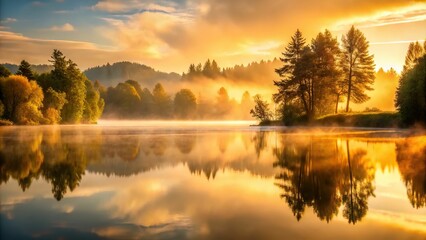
{"left": 1, "top": 123, "right": 426, "bottom": 239}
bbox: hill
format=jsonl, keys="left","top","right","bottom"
{"left": 84, "top": 61, "right": 181, "bottom": 87}
{"left": 1, "top": 63, "right": 53, "bottom": 74}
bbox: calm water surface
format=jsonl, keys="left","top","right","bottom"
{"left": 1, "top": 121, "right": 426, "bottom": 239}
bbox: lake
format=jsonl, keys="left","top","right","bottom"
{"left": 1, "top": 121, "right": 426, "bottom": 239}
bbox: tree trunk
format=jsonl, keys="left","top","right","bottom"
{"left": 346, "top": 68, "right": 352, "bottom": 112}
{"left": 300, "top": 93, "right": 310, "bottom": 118}
{"left": 335, "top": 94, "right": 339, "bottom": 114}
{"left": 311, "top": 79, "right": 315, "bottom": 119}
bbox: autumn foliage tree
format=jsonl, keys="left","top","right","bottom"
{"left": 0, "top": 50, "right": 104, "bottom": 125}
{"left": 16, "top": 60, "right": 36, "bottom": 81}
{"left": 0, "top": 75, "right": 44, "bottom": 124}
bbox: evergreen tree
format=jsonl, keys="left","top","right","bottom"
{"left": 0, "top": 65, "right": 11, "bottom": 78}
{"left": 211, "top": 60, "right": 221, "bottom": 77}
{"left": 16, "top": 60, "right": 35, "bottom": 80}
{"left": 203, "top": 59, "right": 213, "bottom": 78}
{"left": 341, "top": 26, "right": 375, "bottom": 112}
{"left": 274, "top": 29, "right": 312, "bottom": 119}
{"left": 395, "top": 55, "right": 426, "bottom": 125}
{"left": 311, "top": 30, "right": 342, "bottom": 115}
{"left": 401, "top": 41, "right": 424, "bottom": 75}
{"left": 49, "top": 50, "right": 87, "bottom": 123}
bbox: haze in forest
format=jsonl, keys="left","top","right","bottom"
{"left": 0, "top": 0, "right": 425, "bottom": 124}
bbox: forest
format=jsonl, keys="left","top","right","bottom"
{"left": 0, "top": 50, "right": 104, "bottom": 125}
{"left": 0, "top": 26, "right": 425, "bottom": 126}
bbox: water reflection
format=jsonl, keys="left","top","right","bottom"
{"left": 0, "top": 126, "right": 425, "bottom": 231}
{"left": 396, "top": 137, "right": 426, "bottom": 209}
{"left": 273, "top": 136, "right": 375, "bottom": 224}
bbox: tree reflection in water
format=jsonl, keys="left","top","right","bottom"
{"left": 396, "top": 137, "right": 426, "bottom": 209}
{"left": 0, "top": 127, "right": 425, "bottom": 225}
{"left": 273, "top": 135, "right": 375, "bottom": 224}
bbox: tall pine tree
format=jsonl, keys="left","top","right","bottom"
{"left": 340, "top": 26, "right": 375, "bottom": 112}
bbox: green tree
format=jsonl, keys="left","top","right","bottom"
{"left": 16, "top": 60, "right": 35, "bottom": 80}
{"left": 174, "top": 89, "right": 197, "bottom": 119}
{"left": 82, "top": 78, "right": 104, "bottom": 123}
{"left": 395, "top": 55, "right": 426, "bottom": 125}
{"left": 0, "top": 65, "right": 11, "bottom": 78}
{"left": 152, "top": 83, "right": 172, "bottom": 118}
{"left": 250, "top": 94, "right": 272, "bottom": 123}
{"left": 340, "top": 26, "right": 375, "bottom": 112}
{"left": 49, "top": 49, "right": 87, "bottom": 123}
{"left": 43, "top": 87, "right": 67, "bottom": 124}
{"left": 105, "top": 82, "right": 141, "bottom": 117}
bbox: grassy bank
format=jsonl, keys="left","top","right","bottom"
{"left": 260, "top": 112, "right": 400, "bottom": 128}
{"left": 0, "top": 119, "right": 13, "bottom": 126}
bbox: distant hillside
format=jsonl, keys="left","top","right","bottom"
{"left": 223, "top": 58, "right": 281, "bottom": 85}
{"left": 84, "top": 61, "right": 181, "bottom": 87}
{"left": 1, "top": 63, "right": 53, "bottom": 74}
{"left": 181, "top": 58, "right": 281, "bottom": 86}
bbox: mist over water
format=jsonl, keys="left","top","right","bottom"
{"left": 1, "top": 122, "right": 426, "bottom": 239}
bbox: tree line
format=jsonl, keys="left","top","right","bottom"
{"left": 102, "top": 81, "right": 255, "bottom": 119}
{"left": 181, "top": 59, "right": 222, "bottom": 80}
{"left": 0, "top": 50, "right": 104, "bottom": 125}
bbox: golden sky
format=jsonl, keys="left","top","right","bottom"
{"left": 0, "top": 0, "right": 425, "bottom": 73}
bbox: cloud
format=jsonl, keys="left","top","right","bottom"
{"left": 333, "top": 5, "right": 426, "bottom": 30}
{"left": 96, "top": 0, "right": 424, "bottom": 72}
{"left": 99, "top": 10, "right": 192, "bottom": 59}
{"left": 0, "top": 18, "right": 17, "bottom": 24}
{"left": 1, "top": 0, "right": 425, "bottom": 73}
{"left": 49, "top": 23, "right": 75, "bottom": 32}
{"left": 91, "top": 0, "right": 179, "bottom": 13}
{"left": 32, "top": 1, "right": 44, "bottom": 6}
{"left": 0, "top": 31, "right": 119, "bottom": 69}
